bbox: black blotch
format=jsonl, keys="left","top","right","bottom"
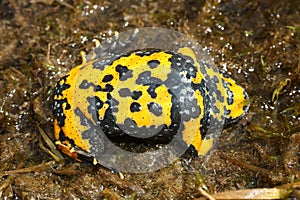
{"left": 132, "top": 91, "right": 142, "bottom": 100}
{"left": 147, "top": 84, "right": 160, "bottom": 98}
{"left": 88, "top": 96, "right": 104, "bottom": 110}
{"left": 224, "top": 108, "right": 231, "bottom": 115}
{"left": 116, "top": 65, "right": 129, "bottom": 74}
{"left": 169, "top": 53, "right": 197, "bottom": 79}
{"left": 54, "top": 76, "right": 70, "bottom": 95}
{"left": 103, "top": 84, "right": 114, "bottom": 92}
{"left": 94, "top": 85, "right": 102, "bottom": 92}
{"left": 192, "top": 80, "right": 211, "bottom": 138}
{"left": 116, "top": 65, "right": 132, "bottom": 81}
{"left": 102, "top": 74, "right": 114, "bottom": 82}
{"left": 87, "top": 96, "right": 104, "bottom": 122}
{"left": 53, "top": 98, "right": 71, "bottom": 127}
{"left": 186, "top": 145, "right": 198, "bottom": 158}
{"left": 65, "top": 103, "right": 71, "bottom": 110}
{"left": 222, "top": 79, "right": 234, "bottom": 105}
{"left": 227, "top": 92, "right": 234, "bottom": 105}
{"left": 106, "top": 93, "right": 112, "bottom": 100}
{"left": 58, "top": 130, "right": 76, "bottom": 149}
{"left": 147, "top": 102, "right": 162, "bottom": 116}
{"left": 147, "top": 60, "right": 160, "bottom": 69}
{"left": 130, "top": 102, "right": 141, "bottom": 112}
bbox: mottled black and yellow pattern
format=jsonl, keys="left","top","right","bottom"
{"left": 53, "top": 45, "right": 249, "bottom": 162}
